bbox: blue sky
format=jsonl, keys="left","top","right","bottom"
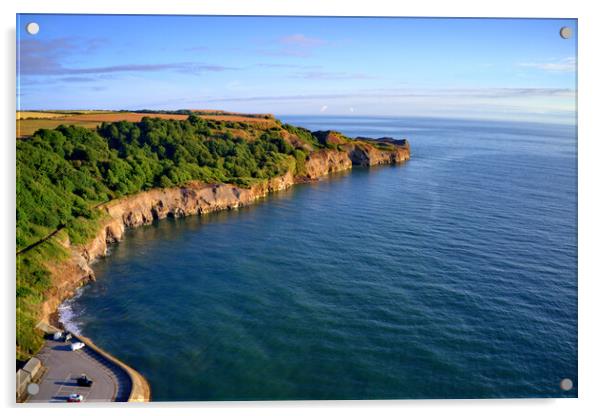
{"left": 17, "top": 15, "right": 577, "bottom": 123}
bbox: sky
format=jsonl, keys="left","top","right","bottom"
{"left": 16, "top": 14, "right": 577, "bottom": 123}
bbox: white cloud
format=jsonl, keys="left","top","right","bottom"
{"left": 517, "top": 57, "right": 576, "bottom": 73}
{"left": 208, "top": 87, "right": 575, "bottom": 103}
{"left": 292, "top": 71, "right": 375, "bottom": 80}
{"left": 204, "top": 87, "right": 576, "bottom": 124}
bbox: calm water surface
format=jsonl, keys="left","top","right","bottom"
{"left": 61, "top": 116, "right": 577, "bottom": 400}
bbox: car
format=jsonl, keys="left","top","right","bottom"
{"left": 70, "top": 342, "right": 85, "bottom": 351}
{"left": 67, "top": 393, "right": 83, "bottom": 402}
{"left": 76, "top": 374, "right": 93, "bottom": 387}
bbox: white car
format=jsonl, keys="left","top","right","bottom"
{"left": 67, "top": 393, "right": 83, "bottom": 402}
{"left": 70, "top": 342, "right": 85, "bottom": 351}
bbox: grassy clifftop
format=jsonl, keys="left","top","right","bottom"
{"left": 16, "top": 112, "right": 409, "bottom": 360}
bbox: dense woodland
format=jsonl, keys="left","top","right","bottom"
{"left": 16, "top": 116, "right": 316, "bottom": 250}
{"left": 16, "top": 115, "right": 321, "bottom": 359}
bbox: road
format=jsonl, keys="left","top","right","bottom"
{"left": 26, "top": 335, "right": 132, "bottom": 403}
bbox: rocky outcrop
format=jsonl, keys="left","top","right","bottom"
{"left": 39, "top": 142, "right": 410, "bottom": 327}
{"left": 346, "top": 141, "right": 410, "bottom": 167}
{"left": 300, "top": 138, "right": 410, "bottom": 179}
{"left": 310, "top": 131, "right": 411, "bottom": 167}
{"left": 304, "top": 149, "right": 353, "bottom": 179}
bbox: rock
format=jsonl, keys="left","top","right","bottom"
{"left": 304, "top": 149, "right": 352, "bottom": 179}
{"left": 346, "top": 142, "right": 410, "bottom": 166}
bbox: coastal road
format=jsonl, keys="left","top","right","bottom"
{"left": 26, "top": 336, "right": 132, "bottom": 403}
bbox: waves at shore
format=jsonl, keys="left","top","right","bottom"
{"left": 58, "top": 287, "right": 85, "bottom": 334}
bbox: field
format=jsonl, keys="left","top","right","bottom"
{"left": 17, "top": 119, "right": 102, "bottom": 137}
{"left": 18, "top": 111, "right": 73, "bottom": 120}
{"left": 16, "top": 111, "right": 279, "bottom": 138}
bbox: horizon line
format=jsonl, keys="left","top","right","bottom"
{"left": 16, "top": 109, "right": 576, "bottom": 127}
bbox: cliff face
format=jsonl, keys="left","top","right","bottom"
{"left": 346, "top": 142, "right": 410, "bottom": 167}
{"left": 40, "top": 171, "right": 296, "bottom": 322}
{"left": 304, "top": 149, "right": 352, "bottom": 179}
{"left": 302, "top": 140, "right": 411, "bottom": 179}
{"left": 87, "top": 170, "right": 295, "bottom": 260}
{"left": 40, "top": 143, "right": 410, "bottom": 325}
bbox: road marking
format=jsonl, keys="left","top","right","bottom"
{"left": 54, "top": 373, "right": 74, "bottom": 399}
{"left": 76, "top": 348, "right": 118, "bottom": 400}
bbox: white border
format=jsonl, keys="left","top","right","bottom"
{"left": 3, "top": 1, "right": 601, "bottom": 415}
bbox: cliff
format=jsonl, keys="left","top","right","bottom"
{"left": 39, "top": 142, "right": 409, "bottom": 326}
{"left": 39, "top": 171, "right": 295, "bottom": 322}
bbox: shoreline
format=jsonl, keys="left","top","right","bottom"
{"left": 33, "top": 143, "right": 410, "bottom": 402}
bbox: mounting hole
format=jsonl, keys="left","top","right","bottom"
{"left": 559, "top": 27, "right": 572, "bottom": 39}
{"left": 560, "top": 378, "right": 573, "bottom": 391}
{"left": 25, "top": 22, "right": 40, "bottom": 35}
{"left": 27, "top": 382, "right": 39, "bottom": 395}
{"left": 26, "top": 22, "right": 40, "bottom": 35}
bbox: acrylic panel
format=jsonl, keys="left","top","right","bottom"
{"left": 16, "top": 14, "right": 577, "bottom": 403}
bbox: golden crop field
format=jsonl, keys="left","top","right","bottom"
{"left": 17, "top": 111, "right": 72, "bottom": 120}
{"left": 17, "top": 119, "right": 103, "bottom": 138}
{"left": 17, "top": 110, "right": 116, "bottom": 119}
{"left": 16, "top": 111, "right": 278, "bottom": 138}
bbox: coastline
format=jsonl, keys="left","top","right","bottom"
{"left": 34, "top": 143, "right": 410, "bottom": 401}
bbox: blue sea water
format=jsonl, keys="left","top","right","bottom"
{"left": 61, "top": 116, "right": 577, "bottom": 400}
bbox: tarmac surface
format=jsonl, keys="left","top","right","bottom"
{"left": 26, "top": 335, "right": 132, "bottom": 403}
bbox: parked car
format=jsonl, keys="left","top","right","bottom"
{"left": 70, "top": 342, "right": 85, "bottom": 351}
{"left": 67, "top": 393, "right": 83, "bottom": 402}
{"left": 76, "top": 374, "right": 93, "bottom": 387}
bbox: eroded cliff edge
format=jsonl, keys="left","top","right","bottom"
{"left": 40, "top": 138, "right": 410, "bottom": 327}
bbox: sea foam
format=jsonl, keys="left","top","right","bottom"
{"left": 57, "top": 287, "right": 85, "bottom": 335}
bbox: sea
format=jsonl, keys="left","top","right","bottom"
{"left": 59, "top": 116, "right": 578, "bottom": 400}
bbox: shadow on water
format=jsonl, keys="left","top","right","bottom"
{"left": 116, "top": 167, "right": 365, "bottom": 244}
